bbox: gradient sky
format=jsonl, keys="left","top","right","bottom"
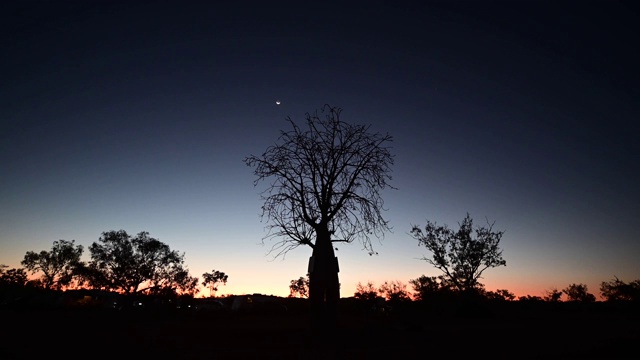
{"left": 1, "top": 0, "right": 638, "bottom": 299}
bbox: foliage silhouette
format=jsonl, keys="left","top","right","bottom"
{"left": 201, "top": 270, "right": 228, "bottom": 297}
{"left": 289, "top": 274, "right": 309, "bottom": 298}
{"left": 244, "top": 104, "right": 395, "bottom": 328}
{"left": 0, "top": 264, "right": 28, "bottom": 287}
{"left": 354, "top": 281, "right": 379, "bottom": 301}
{"left": 21, "top": 239, "right": 84, "bottom": 290}
{"left": 409, "top": 274, "right": 453, "bottom": 301}
{"left": 84, "top": 230, "right": 198, "bottom": 297}
{"left": 600, "top": 277, "right": 640, "bottom": 302}
{"left": 378, "top": 280, "right": 411, "bottom": 303}
{"left": 410, "top": 213, "right": 506, "bottom": 294}
{"left": 483, "top": 288, "right": 515, "bottom": 301}
{"left": 543, "top": 287, "right": 563, "bottom": 302}
{"left": 563, "top": 283, "right": 596, "bottom": 302}
{"left": 0, "top": 265, "right": 32, "bottom": 306}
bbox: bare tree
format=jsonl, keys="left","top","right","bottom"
{"left": 244, "top": 104, "right": 395, "bottom": 328}
{"left": 410, "top": 213, "right": 506, "bottom": 294}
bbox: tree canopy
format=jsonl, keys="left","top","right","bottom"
{"left": 0, "top": 265, "right": 28, "bottom": 288}
{"left": 600, "top": 277, "right": 640, "bottom": 302}
{"left": 410, "top": 213, "right": 506, "bottom": 293}
{"left": 85, "top": 230, "right": 198, "bottom": 296}
{"left": 201, "top": 270, "right": 228, "bottom": 297}
{"left": 409, "top": 275, "right": 452, "bottom": 301}
{"left": 21, "top": 239, "right": 84, "bottom": 290}
{"left": 288, "top": 275, "right": 309, "bottom": 298}
{"left": 563, "top": 283, "right": 596, "bottom": 302}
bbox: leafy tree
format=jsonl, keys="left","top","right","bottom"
{"left": 354, "top": 281, "right": 379, "bottom": 301}
{"left": 543, "top": 288, "right": 563, "bottom": 302}
{"left": 409, "top": 213, "right": 506, "bottom": 294}
{"left": 289, "top": 274, "right": 310, "bottom": 298}
{"left": 21, "top": 239, "right": 84, "bottom": 290}
{"left": 0, "top": 265, "right": 28, "bottom": 287}
{"left": 562, "top": 283, "right": 596, "bottom": 302}
{"left": 378, "top": 280, "right": 411, "bottom": 302}
{"left": 484, "top": 289, "right": 515, "bottom": 301}
{"left": 518, "top": 295, "right": 543, "bottom": 302}
{"left": 353, "top": 281, "right": 394, "bottom": 313}
{"left": 86, "top": 230, "right": 198, "bottom": 296}
{"left": 0, "top": 265, "right": 31, "bottom": 305}
{"left": 600, "top": 277, "right": 640, "bottom": 302}
{"left": 244, "top": 104, "right": 395, "bottom": 327}
{"left": 409, "top": 275, "right": 452, "bottom": 301}
{"left": 201, "top": 270, "right": 228, "bottom": 297}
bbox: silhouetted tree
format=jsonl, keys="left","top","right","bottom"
{"left": 244, "top": 104, "right": 395, "bottom": 328}
{"left": 378, "top": 280, "right": 411, "bottom": 302}
{"left": 201, "top": 270, "right": 228, "bottom": 297}
{"left": 562, "top": 283, "right": 596, "bottom": 302}
{"left": 410, "top": 213, "right": 506, "bottom": 294}
{"left": 289, "top": 274, "right": 310, "bottom": 298}
{"left": 86, "top": 230, "right": 198, "bottom": 296}
{"left": 0, "top": 265, "right": 31, "bottom": 304}
{"left": 518, "top": 295, "right": 543, "bottom": 302}
{"left": 409, "top": 274, "right": 453, "bottom": 301}
{"left": 0, "top": 265, "right": 28, "bottom": 287}
{"left": 21, "top": 240, "right": 84, "bottom": 290}
{"left": 600, "top": 277, "right": 640, "bottom": 302}
{"left": 354, "top": 281, "right": 379, "bottom": 301}
{"left": 484, "top": 289, "right": 515, "bottom": 301}
{"left": 543, "top": 288, "right": 563, "bottom": 302}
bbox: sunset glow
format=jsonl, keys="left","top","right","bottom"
{"left": 1, "top": 1, "right": 637, "bottom": 304}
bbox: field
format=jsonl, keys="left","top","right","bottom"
{"left": 1, "top": 299, "right": 638, "bottom": 359}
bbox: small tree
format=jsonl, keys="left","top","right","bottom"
{"left": 201, "top": 270, "right": 228, "bottom": 297}
{"left": 289, "top": 274, "right": 310, "bottom": 298}
{"left": 562, "top": 283, "right": 596, "bottom": 302}
{"left": 354, "top": 281, "right": 379, "bottom": 301}
{"left": 543, "top": 288, "right": 563, "bottom": 302}
{"left": 484, "top": 289, "right": 515, "bottom": 301}
{"left": 518, "top": 295, "right": 543, "bottom": 302}
{"left": 0, "top": 265, "right": 28, "bottom": 287}
{"left": 409, "top": 275, "right": 452, "bottom": 301}
{"left": 409, "top": 213, "right": 506, "bottom": 294}
{"left": 21, "top": 239, "right": 84, "bottom": 290}
{"left": 600, "top": 277, "right": 640, "bottom": 302}
{"left": 378, "top": 280, "right": 411, "bottom": 302}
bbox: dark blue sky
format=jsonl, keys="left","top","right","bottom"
{"left": 1, "top": 0, "right": 638, "bottom": 298}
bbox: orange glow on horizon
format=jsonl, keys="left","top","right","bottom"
{"left": 18, "top": 272, "right": 607, "bottom": 301}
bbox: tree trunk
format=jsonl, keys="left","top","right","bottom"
{"left": 308, "top": 227, "right": 340, "bottom": 330}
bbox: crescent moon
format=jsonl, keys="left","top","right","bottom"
{"left": 275, "top": 100, "right": 281, "bottom": 105}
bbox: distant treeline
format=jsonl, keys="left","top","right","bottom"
{"left": 2, "top": 229, "right": 639, "bottom": 308}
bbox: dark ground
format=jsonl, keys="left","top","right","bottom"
{"left": 1, "top": 301, "right": 638, "bottom": 359}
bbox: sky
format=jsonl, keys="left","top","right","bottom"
{"left": 1, "top": 0, "right": 638, "bottom": 300}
